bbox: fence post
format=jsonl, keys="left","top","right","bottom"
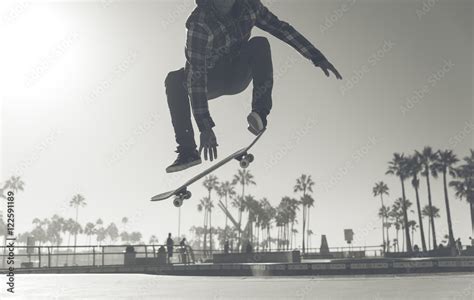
{"left": 145, "top": 246, "right": 148, "bottom": 258}
{"left": 153, "top": 245, "right": 156, "bottom": 259}
{"left": 38, "top": 247, "right": 41, "bottom": 268}
{"left": 93, "top": 247, "right": 96, "bottom": 267}
{"left": 102, "top": 246, "right": 105, "bottom": 267}
{"left": 47, "top": 247, "right": 51, "bottom": 268}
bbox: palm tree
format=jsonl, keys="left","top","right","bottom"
{"left": 106, "top": 223, "right": 119, "bottom": 244}
{"left": 197, "top": 198, "right": 209, "bottom": 253}
{"left": 417, "top": 147, "right": 439, "bottom": 249}
{"left": 373, "top": 181, "right": 389, "bottom": 252}
{"left": 205, "top": 197, "right": 215, "bottom": 254}
{"left": 5, "top": 176, "right": 25, "bottom": 193}
{"left": 421, "top": 205, "right": 440, "bottom": 249}
{"left": 120, "top": 231, "right": 130, "bottom": 244}
{"left": 278, "top": 197, "right": 299, "bottom": 250}
{"left": 260, "top": 198, "right": 276, "bottom": 250}
{"left": 69, "top": 194, "right": 86, "bottom": 260}
{"left": 149, "top": 235, "right": 159, "bottom": 245}
{"left": 217, "top": 181, "right": 236, "bottom": 239}
{"left": 95, "top": 219, "right": 106, "bottom": 245}
{"left": 406, "top": 155, "right": 427, "bottom": 252}
{"left": 121, "top": 217, "right": 128, "bottom": 231}
{"left": 378, "top": 205, "right": 390, "bottom": 249}
{"left": 294, "top": 174, "right": 315, "bottom": 253}
{"left": 243, "top": 195, "right": 259, "bottom": 245}
{"left": 84, "top": 222, "right": 96, "bottom": 246}
{"left": 307, "top": 230, "right": 314, "bottom": 249}
{"left": 129, "top": 232, "right": 142, "bottom": 244}
{"left": 386, "top": 153, "right": 412, "bottom": 252}
{"left": 232, "top": 169, "right": 256, "bottom": 250}
{"left": 408, "top": 220, "right": 418, "bottom": 246}
{"left": 432, "top": 150, "right": 458, "bottom": 247}
{"left": 203, "top": 175, "right": 219, "bottom": 253}
{"left": 450, "top": 150, "right": 474, "bottom": 236}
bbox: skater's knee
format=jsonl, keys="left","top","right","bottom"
{"left": 249, "top": 36, "right": 271, "bottom": 51}
{"left": 165, "top": 69, "right": 185, "bottom": 88}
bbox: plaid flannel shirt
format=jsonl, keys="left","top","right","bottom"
{"left": 185, "top": 0, "right": 327, "bottom": 131}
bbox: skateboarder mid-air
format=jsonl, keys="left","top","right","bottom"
{"left": 165, "top": 0, "right": 342, "bottom": 173}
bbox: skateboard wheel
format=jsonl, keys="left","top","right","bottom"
{"left": 246, "top": 154, "right": 254, "bottom": 163}
{"left": 184, "top": 191, "right": 192, "bottom": 200}
{"left": 240, "top": 159, "right": 249, "bottom": 169}
{"left": 173, "top": 198, "right": 183, "bottom": 208}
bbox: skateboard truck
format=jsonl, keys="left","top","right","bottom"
{"left": 235, "top": 153, "right": 255, "bottom": 169}
{"left": 173, "top": 189, "right": 192, "bottom": 208}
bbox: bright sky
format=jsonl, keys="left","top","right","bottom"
{"left": 1, "top": 0, "right": 473, "bottom": 248}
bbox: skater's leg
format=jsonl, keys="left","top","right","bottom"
{"left": 165, "top": 68, "right": 197, "bottom": 151}
{"left": 243, "top": 36, "right": 274, "bottom": 119}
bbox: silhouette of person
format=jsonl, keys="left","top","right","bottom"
{"left": 165, "top": 0, "right": 342, "bottom": 173}
{"left": 166, "top": 233, "right": 174, "bottom": 263}
{"left": 224, "top": 240, "right": 230, "bottom": 254}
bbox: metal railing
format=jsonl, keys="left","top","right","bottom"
{"left": 0, "top": 244, "right": 194, "bottom": 269}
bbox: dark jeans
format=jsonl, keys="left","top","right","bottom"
{"left": 165, "top": 36, "right": 273, "bottom": 151}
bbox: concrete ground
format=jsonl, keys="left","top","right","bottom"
{"left": 1, "top": 273, "right": 473, "bottom": 299}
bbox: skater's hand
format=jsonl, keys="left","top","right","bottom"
{"left": 314, "top": 59, "right": 343, "bottom": 80}
{"left": 199, "top": 129, "right": 218, "bottom": 162}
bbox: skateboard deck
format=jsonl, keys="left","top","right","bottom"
{"left": 151, "top": 129, "right": 265, "bottom": 206}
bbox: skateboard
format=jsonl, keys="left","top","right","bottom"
{"left": 151, "top": 129, "right": 265, "bottom": 207}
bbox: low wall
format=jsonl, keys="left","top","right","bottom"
{"left": 213, "top": 251, "right": 301, "bottom": 264}
{"left": 12, "top": 257, "right": 474, "bottom": 276}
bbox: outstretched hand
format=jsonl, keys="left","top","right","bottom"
{"left": 199, "top": 128, "right": 218, "bottom": 162}
{"left": 314, "top": 59, "right": 343, "bottom": 80}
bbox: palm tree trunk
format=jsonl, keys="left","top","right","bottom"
{"left": 73, "top": 207, "right": 79, "bottom": 265}
{"left": 302, "top": 205, "right": 306, "bottom": 253}
{"left": 386, "top": 226, "right": 391, "bottom": 253}
{"left": 209, "top": 208, "right": 213, "bottom": 254}
{"left": 208, "top": 190, "right": 213, "bottom": 255}
{"left": 442, "top": 171, "right": 456, "bottom": 247}
{"left": 413, "top": 178, "right": 427, "bottom": 252}
{"left": 307, "top": 207, "right": 311, "bottom": 251}
{"left": 427, "top": 221, "right": 431, "bottom": 250}
{"left": 396, "top": 229, "right": 399, "bottom": 252}
{"left": 225, "top": 194, "right": 228, "bottom": 240}
{"left": 426, "top": 172, "right": 438, "bottom": 249}
{"left": 203, "top": 210, "right": 208, "bottom": 254}
{"left": 380, "top": 194, "right": 386, "bottom": 252}
{"left": 267, "top": 227, "right": 271, "bottom": 251}
{"left": 400, "top": 178, "right": 413, "bottom": 252}
{"left": 237, "top": 183, "right": 245, "bottom": 252}
{"left": 302, "top": 189, "right": 306, "bottom": 253}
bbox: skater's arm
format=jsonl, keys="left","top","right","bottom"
{"left": 253, "top": 0, "right": 327, "bottom": 65}
{"left": 185, "top": 23, "right": 215, "bottom": 132}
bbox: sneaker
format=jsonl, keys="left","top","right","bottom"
{"left": 247, "top": 111, "right": 267, "bottom": 136}
{"left": 166, "top": 149, "right": 202, "bottom": 173}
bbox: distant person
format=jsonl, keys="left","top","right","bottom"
{"left": 246, "top": 242, "right": 253, "bottom": 254}
{"left": 180, "top": 238, "right": 188, "bottom": 264}
{"left": 164, "top": 0, "right": 342, "bottom": 173}
{"left": 456, "top": 238, "right": 462, "bottom": 255}
{"left": 180, "top": 237, "right": 187, "bottom": 248}
{"left": 224, "top": 241, "right": 230, "bottom": 254}
{"left": 166, "top": 233, "right": 174, "bottom": 263}
{"left": 413, "top": 245, "right": 420, "bottom": 253}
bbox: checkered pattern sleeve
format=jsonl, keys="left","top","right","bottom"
{"left": 185, "top": 23, "right": 215, "bottom": 132}
{"left": 254, "top": 0, "right": 327, "bottom": 64}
